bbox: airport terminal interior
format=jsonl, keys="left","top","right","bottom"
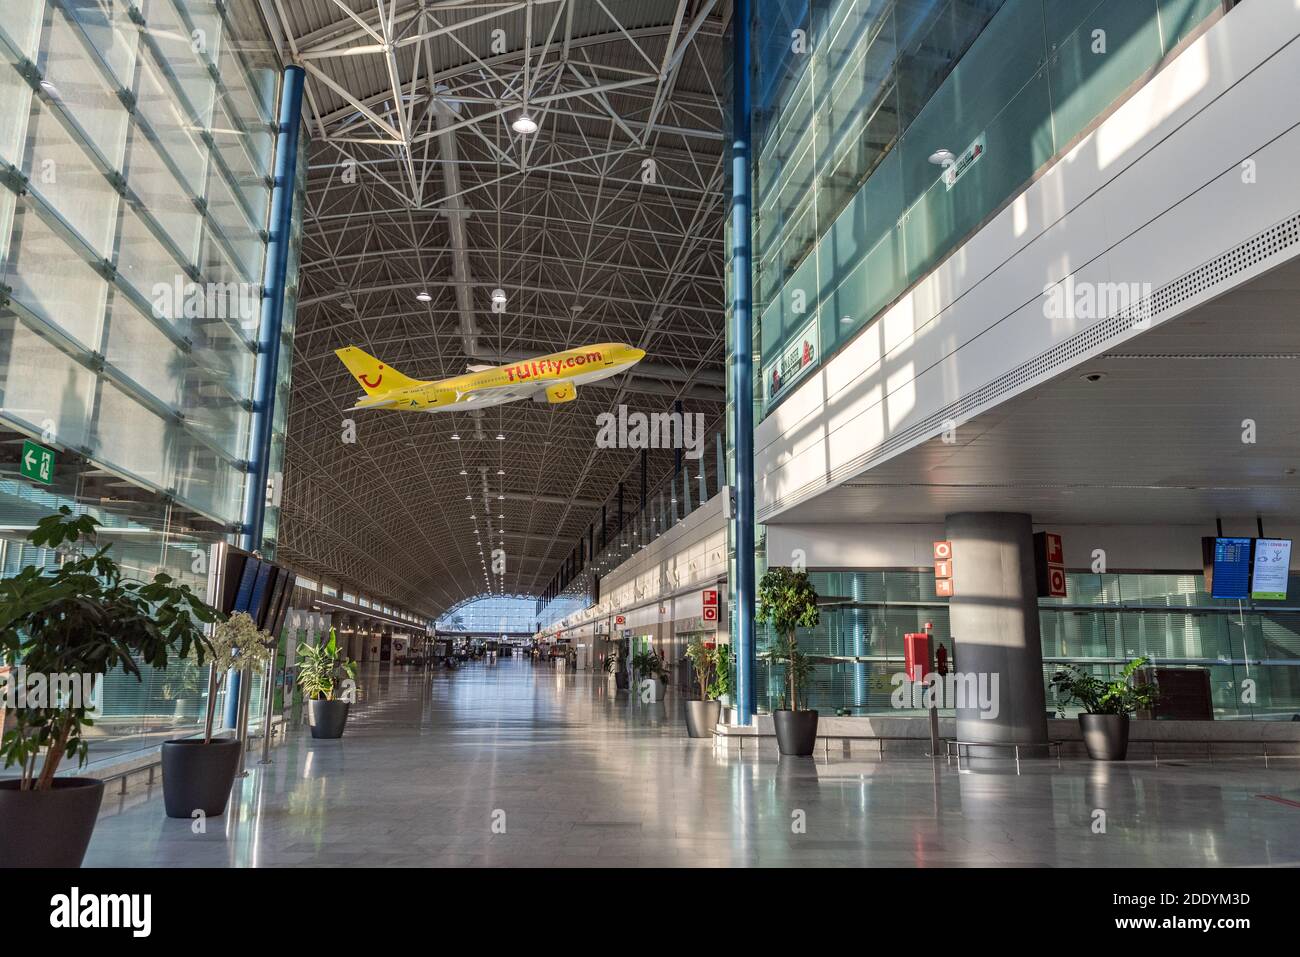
{"left": 2, "top": 0, "right": 1300, "bottom": 878}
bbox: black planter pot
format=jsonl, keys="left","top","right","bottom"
{"left": 1079, "top": 713, "right": 1130, "bottom": 761}
{"left": 161, "top": 738, "right": 242, "bottom": 819}
{"left": 613, "top": 671, "right": 629, "bottom": 691}
{"left": 0, "top": 777, "right": 105, "bottom": 867}
{"left": 685, "top": 699, "right": 721, "bottom": 738}
{"left": 309, "top": 699, "right": 351, "bottom": 739}
{"left": 773, "top": 709, "right": 819, "bottom": 756}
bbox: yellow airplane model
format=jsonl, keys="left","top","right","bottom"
{"left": 335, "top": 342, "right": 647, "bottom": 412}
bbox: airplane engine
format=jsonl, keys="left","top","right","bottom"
{"left": 544, "top": 383, "right": 577, "bottom": 404}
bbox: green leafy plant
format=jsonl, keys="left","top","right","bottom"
{"left": 194, "top": 610, "right": 274, "bottom": 742}
{"left": 0, "top": 508, "right": 220, "bottom": 790}
{"left": 685, "top": 638, "right": 718, "bottom": 700}
{"left": 632, "top": 648, "right": 666, "bottom": 682}
{"left": 710, "top": 644, "right": 732, "bottom": 700}
{"left": 296, "top": 628, "right": 357, "bottom": 701}
{"left": 756, "top": 567, "right": 820, "bottom": 712}
{"left": 1050, "top": 657, "right": 1157, "bottom": 716}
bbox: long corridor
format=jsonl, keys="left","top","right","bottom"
{"left": 82, "top": 659, "right": 1300, "bottom": 868}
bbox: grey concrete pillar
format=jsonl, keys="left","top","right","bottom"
{"left": 945, "top": 512, "right": 1048, "bottom": 757}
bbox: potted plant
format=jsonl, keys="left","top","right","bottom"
{"left": 162, "top": 610, "right": 271, "bottom": 818}
{"left": 631, "top": 648, "right": 668, "bottom": 703}
{"left": 683, "top": 638, "right": 721, "bottom": 738}
{"left": 0, "top": 508, "right": 218, "bottom": 866}
{"left": 605, "top": 642, "right": 629, "bottom": 691}
{"left": 296, "top": 628, "right": 357, "bottom": 739}
{"left": 757, "top": 567, "right": 821, "bottom": 756}
{"left": 1051, "top": 657, "right": 1157, "bottom": 761}
{"left": 714, "top": 644, "right": 732, "bottom": 709}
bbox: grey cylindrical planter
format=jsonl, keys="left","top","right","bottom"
{"left": 161, "top": 738, "right": 241, "bottom": 818}
{"left": 1079, "top": 713, "right": 1130, "bottom": 761}
{"left": 773, "top": 709, "right": 819, "bottom": 756}
{"left": 308, "top": 699, "right": 351, "bottom": 739}
{"left": 613, "top": 670, "right": 629, "bottom": 691}
{"left": 685, "top": 699, "right": 721, "bottom": 738}
{"left": 0, "top": 777, "right": 105, "bottom": 867}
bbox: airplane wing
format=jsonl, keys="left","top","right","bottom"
{"left": 453, "top": 382, "right": 541, "bottom": 405}
{"left": 348, "top": 393, "right": 401, "bottom": 410}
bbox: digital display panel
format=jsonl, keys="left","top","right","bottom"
{"left": 1251, "top": 539, "right": 1292, "bottom": 600}
{"left": 1210, "top": 537, "right": 1252, "bottom": 600}
{"left": 232, "top": 557, "right": 262, "bottom": 614}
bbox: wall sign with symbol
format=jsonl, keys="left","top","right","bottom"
{"left": 933, "top": 541, "right": 954, "bottom": 597}
{"left": 1034, "top": 532, "right": 1067, "bottom": 598}
{"left": 20, "top": 440, "right": 54, "bottom": 485}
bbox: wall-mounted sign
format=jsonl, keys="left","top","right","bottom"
{"left": 1034, "top": 532, "right": 1067, "bottom": 598}
{"left": 763, "top": 316, "right": 819, "bottom": 403}
{"left": 703, "top": 589, "right": 718, "bottom": 606}
{"left": 702, "top": 606, "right": 718, "bottom": 622}
{"left": 20, "top": 440, "right": 54, "bottom": 485}
{"left": 1202, "top": 537, "right": 1252, "bottom": 600}
{"left": 942, "top": 133, "right": 985, "bottom": 191}
{"left": 1251, "top": 538, "right": 1292, "bottom": 600}
{"left": 933, "top": 541, "right": 954, "bottom": 597}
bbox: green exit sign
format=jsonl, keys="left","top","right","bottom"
{"left": 20, "top": 439, "right": 54, "bottom": 485}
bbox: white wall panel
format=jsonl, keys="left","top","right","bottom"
{"left": 756, "top": 2, "right": 1300, "bottom": 522}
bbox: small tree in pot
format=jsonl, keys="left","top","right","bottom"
{"left": 683, "top": 638, "right": 721, "bottom": 738}
{"left": 631, "top": 648, "right": 668, "bottom": 703}
{"left": 162, "top": 610, "right": 271, "bottom": 818}
{"left": 757, "top": 567, "right": 821, "bottom": 756}
{"left": 296, "top": 628, "right": 357, "bottom": 739}
{"left": 0, "top": 508, "right": 218, "bottom": 865}
{"left": 1051, "top": 656, "right": 1157, "bottom": 760}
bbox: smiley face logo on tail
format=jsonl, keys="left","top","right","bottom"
{"left": 360, "top": 366, "right": 384, "bottom": 390}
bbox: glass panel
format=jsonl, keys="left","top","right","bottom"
{"left": 38, "top": 7, "right": 131, "bottom": 168}
{"left": 2, "top": 204, "right": 110, "bottom": 347}
{"left": 20, "top": 96, "right": 122, "bottom": 257}
{"left": 0, "top": 318, "right": 97, "bottom": 446}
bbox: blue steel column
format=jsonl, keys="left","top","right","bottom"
{"left": 228, "top": 65, "right": 305, "bottom": 729}
{"left": 731, "top": 0, "right": 757, "bottom": 726}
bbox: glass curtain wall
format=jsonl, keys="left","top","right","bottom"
{"left": 755, "top": 569, "right": 1300, "bottom": 721}
{"left": 751, "top": 0, "right": 1222, "bottom": 416}
{"left": 438, "top": 595, "right": 539, "bottom": 635}
{"left": 0, "top": 0, "right": 295, "bottom": 763}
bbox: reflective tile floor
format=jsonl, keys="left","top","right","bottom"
{"left": 84, "top": 658, "right": 1300, "bottom": 867}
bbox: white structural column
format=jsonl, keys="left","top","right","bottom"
{"left": 945, "top": 512, "right": 1048, "bottom": 758}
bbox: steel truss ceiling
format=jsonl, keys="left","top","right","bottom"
{"left": 268, "top": 1, "right": 730, "bottom": 618}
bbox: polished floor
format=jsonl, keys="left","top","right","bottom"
{"left": 84, "top": 658, "right": 1300, "bottom": 867}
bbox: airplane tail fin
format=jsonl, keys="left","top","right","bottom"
{"left": 335, "top": 347, "right": 427, "bottom": 396}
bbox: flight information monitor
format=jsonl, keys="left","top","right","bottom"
{"left": 1209, "top": 537, "right": 1252, "bottom": 599}
{"left": 1251, "top": 539, "right": 1292, "bottom": 600}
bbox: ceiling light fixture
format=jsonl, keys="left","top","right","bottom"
{"left": 416, "top": 291, "right": 432, "bottom": 302}
{"left": 928, "top": 148, "right": 956, "bottom": 167}
{"left": 512, "top": 112, "right": 538, "bottom": 134}
{"left": 451, "top": 432, "right": 461, "bottom": 441}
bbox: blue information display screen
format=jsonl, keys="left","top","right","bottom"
{"left": 1211, "top": 537, "right": 1252, "bottom": 599}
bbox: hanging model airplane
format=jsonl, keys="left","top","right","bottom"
{"left": 335, "top": 342, "right": 647, "bottom": 412}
